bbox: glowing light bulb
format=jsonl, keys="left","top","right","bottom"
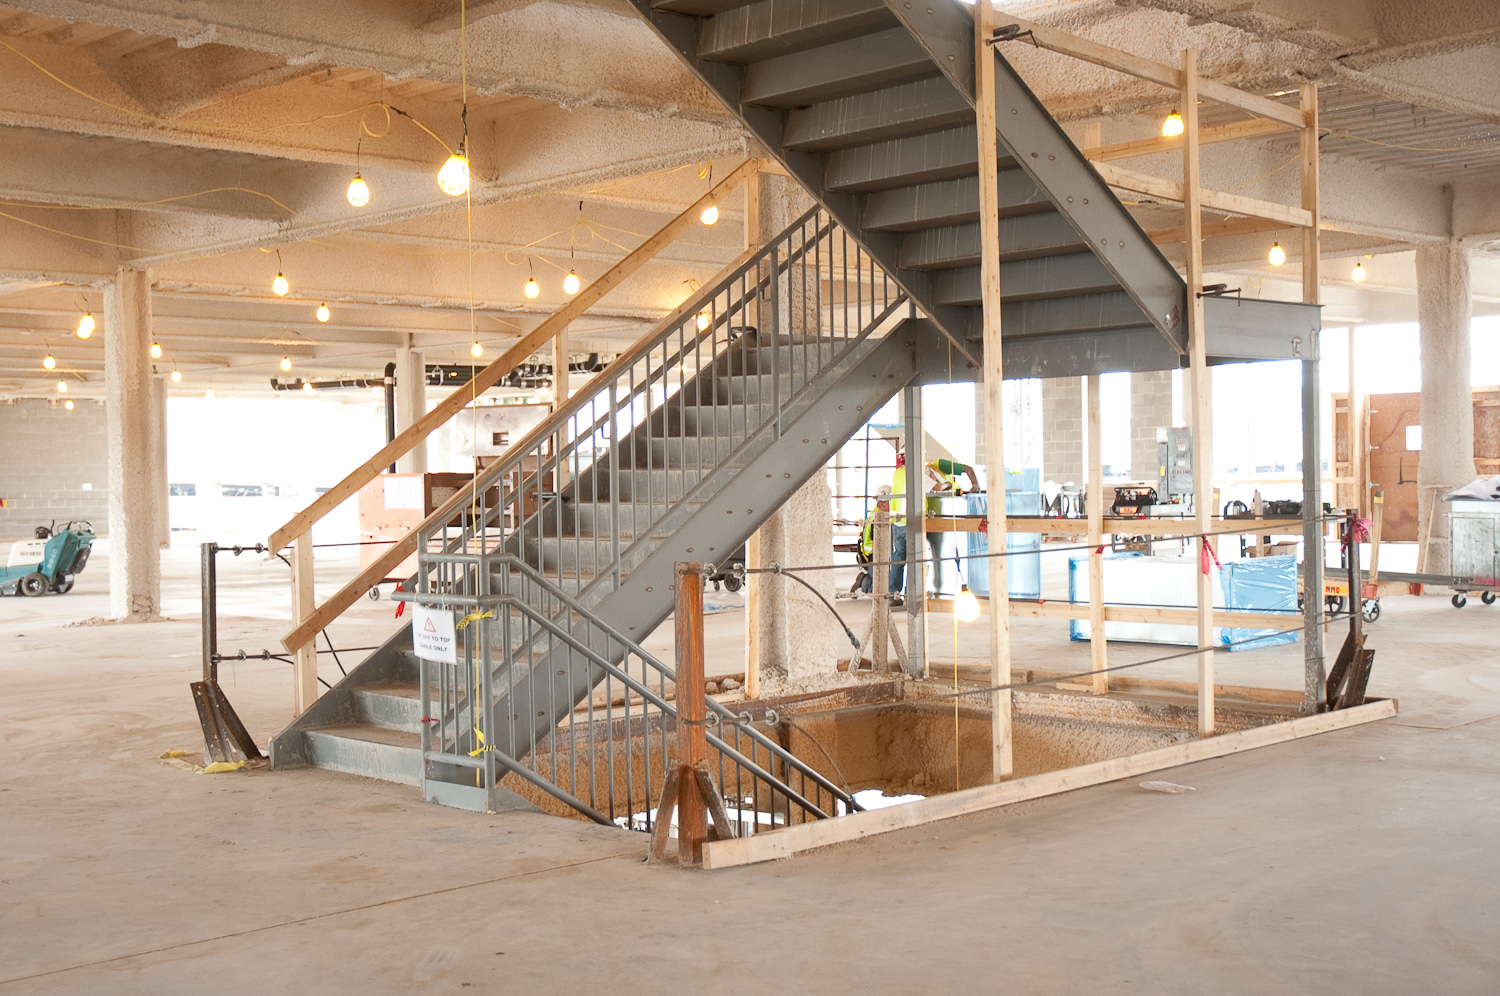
{"left": 316, "top": 303, "right": 330, "bottom": 323}
{"left": 524, "top": 277, "right": 540, "bottom": 299}
{"left": 696, "top": 311, "right": 710, "bottom": 332}
{"left": 563, "top": 270, "right": 580, "bottom": 295}
{"left": 438, "top": 152, "right": 470, "bottom": 196}
{"left": 280, "top": 355, "right": 292, "bottom": 372}
{"left": 1352, "top": 261, "right": 1367, "bottom": 283}
{"left": 56, "top": 379, "right": 67, "bottom": 394}
{"left": 63, "top": 399, "right": 74, "bottom": 411}
{"left": 171, "top": 368, "right": 182, "bottom": 383}
{"left": 204, "top": 387, "right": 215, "bottom": 399}
{"left": 272, "top": 272, "right": 289, "bottom": 297}
{"left": 955, "top": 584, "right": 981, "bottom": 622}
{"left": 471, "top": 341, "right": 483, "bottom": 359}
{"left": 150, "top": 342, "right": 162, "bottom": 359}
{"left": 1161, "top": 111, "right": 1184, "bottom": 138}
{"left": 43, "top": 353, "right": 56, "bottom": 370}
{"left": 347, "top": 173, "right": 369, "bottom": 207}
{"left": 700, "top": 202, "right": 719, "bottom": 226}
{"left": 302, "top": 380, "right": 314, "bottom": 393}
{"left": 1268, "top": 242, "right": 1286, "bottom": 266}
{"left": 76, "top": 312, "right": 95, "bottom": 339}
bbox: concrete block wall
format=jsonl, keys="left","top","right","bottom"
{"left": 1041, "top": 376, "right": 1083, "bottom": 484}
{"left": 0, "top": 398, "right": 110, "bottom": 539}
{"left": 1130, "top": 370, "right": 1174, "bottom": 482}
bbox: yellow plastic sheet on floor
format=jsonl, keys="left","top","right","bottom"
{"left": 157, "top": 750, "right": 246, "bottom": 774}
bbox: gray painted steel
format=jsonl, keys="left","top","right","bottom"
{"left": 784, "top": 78, "right": 972, "bottom": 151}
{"left": 699, "top": 0, "right": 896, "bottom": 63}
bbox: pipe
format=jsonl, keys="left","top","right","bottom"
{"left": 384, "top": 362, "right": 397, "bottom": 474}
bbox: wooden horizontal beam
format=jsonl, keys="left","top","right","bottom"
{"left": 995, "top": 14, "right": 1305, "bottom": 129}
{"left": 927, "top": 664, "right": 1306, "bottom": 707}
{"left": 1144, "top": 214, "right": 1287, "bottom": 246}
{"left": 923, "top": 515, "right": 1303, "bottom": 537}
{"left": 700, "top": 698, "right": 1396, "bottom": 869}
{"left": 1082, "top": 118, "right": 1292, "bottom": 163}
{"left": 1093, "top": 162, "right": 1313, "bottom": 228}
{"left": 925, "top": 596, "right": 1304, "bottom": 630}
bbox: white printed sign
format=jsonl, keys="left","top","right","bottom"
{"left": 410, "top": 603, "right": 458, "bottom": 664}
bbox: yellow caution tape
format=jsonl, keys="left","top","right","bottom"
{"left": 200, "top": 760, "right": 247, "bottom": 774}
{"left": 456, "top": 609, "right": 494, "bottom": 630}
{"left": 469, "top": 727, "right": 486, "bottom": 757}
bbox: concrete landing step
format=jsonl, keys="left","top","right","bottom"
{"left": 304, "top": 724, "right": 422, "bottom": 786}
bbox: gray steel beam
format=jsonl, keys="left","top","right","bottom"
{"left": 881, "top": 0, "right": 1187, "bottom": 353}
{"left": 932, "top": 254, "right": 1120, "bottom": 306}
{"left": 1000, "top": 291, "right": 1148, "bottom": 337}
{"left": 784, "top": 77, "right": 971, "bottom": 152}
{"left": 699, "top": 0, "right": 895, "bottom": 63}
{"left": 898, "top": 212, "right": 1085, "bottom": 270}
{"left": 741, "top": 27, "right": 939, "bottom": 107}
{"left": 1301, "top": 329, "right": 1324, "bottom": 713}
{"left": 653, "top": 0, "right": 747, "bottom": 15}
{"left": 862, "top": 170, "right": 1048, "bottom": 231}
{"left": 1202, "top": 295, "right": 1322, "bottom": 362}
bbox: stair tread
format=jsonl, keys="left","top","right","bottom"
{"left": 306, "top": 723, "right": 420, "bottom": 750}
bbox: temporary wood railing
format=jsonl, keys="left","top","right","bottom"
{"left": 270, "top": 158, "right": 765, "bottom": 713}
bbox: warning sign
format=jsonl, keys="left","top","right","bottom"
{"left": 410, "top": 603, "right": 458, "bottom": 665}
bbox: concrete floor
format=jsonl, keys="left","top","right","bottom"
{"left": 2, "top": 542, "right": 1499, "bottom": 993}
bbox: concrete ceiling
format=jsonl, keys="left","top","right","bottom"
{"left": 0, "top": 0, "right": 1497, "bottom": 400}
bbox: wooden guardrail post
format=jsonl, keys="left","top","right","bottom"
{"left": 290, "top": 533, "right": 318, "bottom": 714}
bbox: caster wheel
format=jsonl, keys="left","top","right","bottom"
{"left": 713, "top": 581, "right": 721, "bottom": 592}
{"left": 1361, "top": 599, "right": 1380, "bottom": 623}
{"left": 367, "top": 586, "right": 381, "bottom": 601}
{"left": 19, "top": 573, "right": 48, "bottom": 597}
{"left": 1453, "top": 593, "right": 1468, "bottom": 608}
{"left": 1326, "top": 595, "right": 1346, "bottom": 615}
{"left": 723, "top": 575, "right": 742, "bottom": 593}
{"left": 1483, "top": 591, "right": 1496, "bottom": 606}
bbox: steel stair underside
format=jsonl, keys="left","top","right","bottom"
{"left": 631, "top": 0, "right": 1319, "bottom": 378}
{"left": 269, "top": 327, "right": 918, "bottom": 789}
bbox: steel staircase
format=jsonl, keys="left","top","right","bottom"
{"left": 271, "top": 210, "right": 908, "bottom": 829}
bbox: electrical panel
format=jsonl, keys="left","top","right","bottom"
{"left": 1157, "top": 427, "right": 1194, "bottom": 497}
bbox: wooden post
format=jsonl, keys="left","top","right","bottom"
{"left": 673, "top": 562, "right": 708, "bottom": 863}
{"left": 290, "top": 532, "right": 318, "bottom": 714}
{"left": 976, "top": 0, "right": 1012, "bottom": 779}
{"left": 1182, "top": 50, "right": 1215, "bottom": 737}
{"left": 1087, "top": 374, "right": 1108, "bottom": 694}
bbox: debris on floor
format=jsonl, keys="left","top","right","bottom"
{"left": 1139, "top": 780, "right": 1196, "bottom": 794}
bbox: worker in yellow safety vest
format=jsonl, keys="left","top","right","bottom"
{"left": 890, "top": 450, "right": 980, "bottom": 597}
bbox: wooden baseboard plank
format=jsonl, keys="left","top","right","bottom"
{"left": 699, "top": 698, "right": 1396, "bottom": 869}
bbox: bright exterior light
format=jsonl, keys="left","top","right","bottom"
{"left": 280, "top": 355, "right": 292, "bottom": 372}
{"left": 42, "top": 353, "right": 55, "bottom": 370}
{"left": 471, "top": 341, "right": 483, "bottom": 359}
{"left": 524, "top": 277, "right": 540, "bottom": 299}
{"left": 1161, "top": 111, "right": 1184, "bottom": 138}
{"left": 150, "top": 342, "right": 162, "bottom": 359}
{"left": 696, "top": 311, "right": 710, "bottom": 332}
{"left": 272, "top": 272, "right": 289, "bottom": 297}
{"left": 438, "top": 152, "right": 470, "bottom": 196}
{"left": 171, "top": 367, "right": 182, "bottom": 383}
{"left": 56, "top": 379, "right": 67, "bottom": 394}
{"left": 1267, "top": 243, "right": 1287, "bottom": 266}
{"left": 955, "top": 584, "right": 981, "bottom": 622}
{"left": 76, "top": 313, "right": 95, "bottom": 339}
{"left": 302, "top": 380, "right": 314, "bottom": 393}
{"left": 316, "top": 303, "right": 330, "bottom": 323}
{"left": 1352, "top": 261, "right": 1367, "bottom": 283}
{"left": 700, "top": 202, "right": 719, "bottom": 226}
{"left": 63, "top": 399, "right": 74, "bottom": 411}
{"left": 563, "top": 270, "right": 581, "bottom": 295}
{"left": 347, "top": 174, "right": 370, "bottom": 207}
{"left": 204, "top": 387, "right": 215, "bottom": 399}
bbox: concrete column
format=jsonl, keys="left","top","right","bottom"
{"left": 1040, "top": 375, "right": 1082, "bottom": 483}
{"left": 103, "top": 268, "right": 162, "bottom": 620}
{"left": 1416, "top": 242, "right": 1475, "bottom": 573}
{"left": 1130, "top": 369, "right": 1172, "bottom": 482}
{"left": 395, "top": 342, "right": 427, "bottom": 475}
{"left": 152, "top": 375, "right": 169, "bottom": 548}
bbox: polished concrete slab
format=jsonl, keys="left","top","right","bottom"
{"left": 1, "top": 543, "right": 1497, "bottom": 993}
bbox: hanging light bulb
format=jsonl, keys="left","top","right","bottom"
{"left": 63, "top": 399, "right": 74, "bottom": 411}
{"left": 1267, "top": 242, "right": 1287, "bottom": 266}
{"left": 563, "top": 270, "right": 580, "bottom": 295}
{"left": 76, "top": 312, "right": 95, "bottom": 339}
{"left": 204, "top": 386, "right": 215, "bottom": 399}
{"left": 347, "top": 173, "right": 370, "bottom": 208}
{"left": 171, "top": 367, "right": 182, "bottom": 383}
{"left": 700, "top": 202, "right": 719, "bottom": 226}
{"left": 316, "top": 303, "right": 331, "bottom": 323}
{"left": 302, "top": 380, "right": 314, "bottom": 393}
{"left": 272, "top": 272, "right": 289, "bottom": 296}
{"left": 43, "top": 353, "right": 56, "bottom": 370}
{"left": 471, "top": 340, "right": 483, "bottom": 359}
{"left": 438, "top": 150, "right": 470, "bottom": 196}
{"left": 1352, "top": 260, "right": 1367, "bottom": 282}
{"left": 56, "top": 379, "right": 67, "bottom": 394}
{"left": 696, "top": 311, "right": 711, "bottom": 332}
{"left": 524, "top": 276, "right": 540, "bottom": 299}
{"left": 150, "top": 341, "right": 162, "bottom": 359}
{"left": 280, "top": 355, "right": 292, "bottom": 372}
{"left": 1161, "top": 110, "right": 1185, "bottom": 138}
{"left": 955, "top": 583, "right": 981, "bottom": 622}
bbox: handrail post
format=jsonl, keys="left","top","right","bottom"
{"left": 291, "top": 533, "right": 318, "bottom": 714}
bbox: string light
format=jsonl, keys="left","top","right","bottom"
{"left": 699, "top": 163, "right": 718, "bottom": 225}
{"left": 281, "top": 355, "right": 292, "bottom": 372}
{"left": 563, "top": 270, "right": 580, "bottom": 295}
{"left": 42, "top": 353, "right": 55, "bottom": 370}
{"left": 1161, "top": 110, "right": 1184, "bottom": 138}
{"left": 56, "top": 379, "right": 67, "bottom": 393}
{"left": 204, "top": 386, "right": 215, "bottom": 399}
{"left": 63, "top": 399, "right": 74, "bottom": 411}
{"left": 955, "top": 584, "right": 981, "bottom": 622}
{"left": 471, "top": 340, "right": 483, "bottom": 359}
{"left": 272, "top": 249, "right": 289, "bottom": 296}
{"left": 696, "top": 311, "right": 710, "bottom": 332}
{"left": 171, "top": 367, "right": 182, "bottom": 383}
{"left": 302, "top": 380, "right": 315, "bottom": 393}
{"left": 1268, "top": 242, "right": 1287, "bottom": 266}
{"left": 347, "top": 174, "right": 369, "bottom": 207}
{"left": 1352, "top": 254, "right": 1371, "bottom": 283}
{"left": 438, "top": 148, "right": 469, "bottom": 196}
{"left": 150, "top": 341, "right": 162, "bottom": 359}
{"left": 316, "top": 303, "right": 330, "bottom": 323}
{"left": 76, "top": 312, "right": 95, "bottom": 339}
{"left": 524, "top": 258, "right": 539, "bottom": 299}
